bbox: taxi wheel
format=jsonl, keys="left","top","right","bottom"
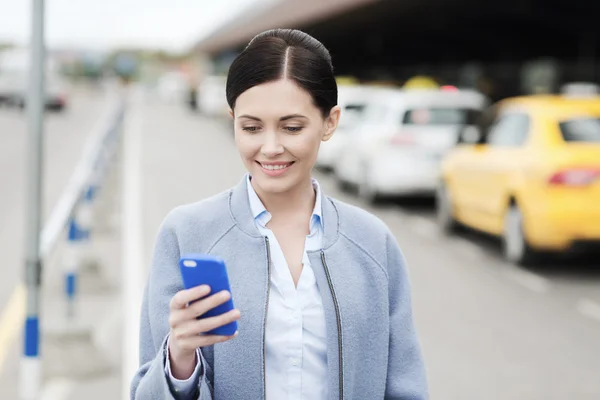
{"left": 503, "top": 204, "right": 537, "bottom": 265}
{"left": 436, "top": 183, "right": 459, "bottom": 234}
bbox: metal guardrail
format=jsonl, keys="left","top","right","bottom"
{"left": 20, "top": 92, "right": 126, "bottom": 400}
{"left": 40, "top": 99, "right": 125, "bottom": 259}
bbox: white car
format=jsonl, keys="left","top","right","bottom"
{"left": 1, "top": 71, "right": 68, "bottom": 112}
{"left": 316, "top": 85, "right": 373, "bottom": 171}
{"left": 334, "top": 88, "right": 488, "bottom": 202}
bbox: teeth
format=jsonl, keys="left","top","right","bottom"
{"left": 261, "top": 163, "right": 290, "bottom": 170}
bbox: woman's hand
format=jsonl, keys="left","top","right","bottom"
{"left": 168, "top": 284, "right": 241, "bottom": 379}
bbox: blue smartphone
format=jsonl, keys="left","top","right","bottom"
{"left": 179, "top": 253, "right": 238, "bottom": 336}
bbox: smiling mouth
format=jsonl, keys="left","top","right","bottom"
{"left": 256, "top": 161, "right": 295, "bottom": 170}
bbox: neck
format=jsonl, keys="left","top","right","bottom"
{"left": 252, "top": 176, "right": 316, "bottom": 219}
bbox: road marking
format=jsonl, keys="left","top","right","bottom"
{"left": 0, "top": 284, "right": 26, "bottom": 374}
{"left": 40, "top": 378, "right": 75, "bottom": 400}
{"left": 576, "top": 299, "right": 600, "bottom": 322}
{"left": 122, "top": 86, "right": 145, "bottom": 400}
{"left": 503, "top": 268, "right": 550, "bottom": 293}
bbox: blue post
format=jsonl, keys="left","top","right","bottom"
{"left": 84, "top": 184, "right": 96, "bottom": 207}
{"left": 64, "top": 188, "right": 93, "bottom": 318}
{"left": 24, "top": 316, "right": 40, "bottom": 358}
{"left": 64, "top": 218, "right": 81, "bottom": 318}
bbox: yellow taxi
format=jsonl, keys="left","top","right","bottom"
{"left": 437, "top": 94, "right": 600, "bottom": 264}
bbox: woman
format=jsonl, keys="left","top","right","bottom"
{"left": 131, "top": 29, "right": 428, "bottom": 400}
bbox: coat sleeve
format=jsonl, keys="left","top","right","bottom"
{"left": 129, "top": 211, "right": 214, "bottom": 400}
{"left": 384, "top": 230, "right": 429, "bottom": 400}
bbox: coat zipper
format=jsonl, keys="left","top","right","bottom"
{"left": 263, "top": 236, "right": 272, "bottom": 400}
{"left": 321, "top": 251, "right": 344, "bottom": 400}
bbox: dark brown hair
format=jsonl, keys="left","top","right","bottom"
{"left": 226, "top": 29, "right": 338, "bottom": 118}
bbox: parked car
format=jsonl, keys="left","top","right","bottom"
{"left": 0, "top": 71, "right": 22, "bottom": 107}
{"left": 0, "top": 48, "right": 67, "bottom": 112}
{"left": 437, "top": 94, "right": 600, "bottom": 264}
{"left": 4, "top": 72, "right": 68, "bottom": 112}
{"left": 316, "top": 85, "right": 374, "bottom": 171}
{"left": 334, "top": 87, "right": 488, "bottom": 202}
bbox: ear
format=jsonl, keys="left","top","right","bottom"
{"left": 322, "top": 105, "right": 341, "bottom": 142}
{"left": 229, "top": 108, "right": 234, "bottom": 118}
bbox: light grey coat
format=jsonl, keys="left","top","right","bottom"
{"left": 130, "top": 176, "right": 428, "bottom": 399}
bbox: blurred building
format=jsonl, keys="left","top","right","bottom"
{"left": 191, "top": 0, "right": 600, "bottom": 101}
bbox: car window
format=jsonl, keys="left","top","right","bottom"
{"left": 402, "top": 108, "right": 481, "bottom": 125}
{"left": 339, "top": 103, "right": 366, "bottom": 128}
{"left": 486, "top": 113, "right": 530, "bottom": 147}
{"left": 559, "top": 117, "right": 600, "bottom": 143}
{"left": 345, "top": 104, "right": 365, "bottom": 113}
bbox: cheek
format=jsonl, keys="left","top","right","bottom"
{"left": 235, "top": 134, "right": 259, "bottom": 160}
{"left": 289, "top": 131, "right": 322, "bottom": 159}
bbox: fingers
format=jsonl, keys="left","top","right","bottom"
{"left": 169, "top": 288, "right": 236, "bottom": 330}
{"left": 184, "top": 290, "right": 232, "bottom": 320}
{"left": 170, "top": 285, "right": 211, "bottom": 310}
{"left": 169, "top": 285, "right": 239, "bottom": 354}
{"left": 173, "top": 309, "right": 241, "bottom": 338}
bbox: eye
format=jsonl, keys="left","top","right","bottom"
{"left": 285, "top": 126, "right": 303, "bottom": 133}
{"left": 242, "top": 126, "right": 260, "bottom": 132}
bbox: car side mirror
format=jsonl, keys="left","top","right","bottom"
{"left": 457, "top": 125, "right": 484, "bottom": 145}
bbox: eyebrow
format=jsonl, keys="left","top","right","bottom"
{"left": 237, "top": 114, "right": 308, "bottom": 121}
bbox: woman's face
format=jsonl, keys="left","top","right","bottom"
{"left": 232, "top": 79, "right": 340, "bottom": 195}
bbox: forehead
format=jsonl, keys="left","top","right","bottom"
{"left": 234, "top": 79, "right": 317, "bottom": 117}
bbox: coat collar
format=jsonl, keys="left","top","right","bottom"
{"left": 228, "top": 174, "right": 339, "bottom": 249}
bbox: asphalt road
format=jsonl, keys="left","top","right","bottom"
{"left": 135, "top": 96, "right": 600, "bottom": 399}
{"left": 0, "top": 86, "right": 111, "bottom": 398}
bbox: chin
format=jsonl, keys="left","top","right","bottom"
{"left": 252, "top": 176, "right": 293, "bottom": 194}
{"left": 250, "top": 169, "right": 300, "bottom": 195}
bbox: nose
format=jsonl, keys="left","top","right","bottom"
{"left": 261, "top": 131, "right": 284, "bottom": 158}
